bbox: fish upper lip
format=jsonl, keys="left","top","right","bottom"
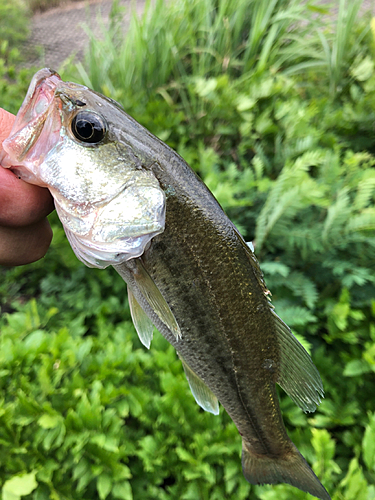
{"left": 20, "top": 68, "right": 61, "bottom": 120}
{"left": 22, "top": 68, "right": 60, "bottom": 106}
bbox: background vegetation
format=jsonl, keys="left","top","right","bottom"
{"left": 1, "top": 0, "right": 375, "bottom": 499}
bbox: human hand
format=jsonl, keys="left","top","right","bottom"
{"left": 0, "top": 107, "right": 54, "bottom": 266}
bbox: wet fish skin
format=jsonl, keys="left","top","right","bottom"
{"left": 1, "top": 69, "right": 331, "bottom": 500}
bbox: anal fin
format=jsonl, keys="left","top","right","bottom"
{"left": 179, "top": 355, "right": 219, "bottom": 415}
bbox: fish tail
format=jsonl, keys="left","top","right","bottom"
{"left": 241, "top": 440, "right": 331, "bottom": 500}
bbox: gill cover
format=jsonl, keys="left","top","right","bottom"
{"left": 58, "top": 165, "right": 166, "bottom": 269}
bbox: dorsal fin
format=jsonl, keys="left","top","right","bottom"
{"left": 128, "top": 288, "right": 154, "bottom": 349}
{"left": 179, "top": 355, "right": 219, "bottom": 415}
{"left": 240, "top": 231, "right": 324, "bottom": 412}
{"left": 272, "top": 309, "right": 324, "bottom": 412}
{"left": 238, "top": 233, "right": 272, "bottom": 298}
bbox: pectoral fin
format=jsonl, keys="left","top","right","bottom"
{"left": 130, "top": 259, "right": 181, "bottom": 341}
{"left": 272, "top": 309, "right": 324, "bottom": 413}
{"left": 128, "top": 288, "right": 154, "bottom": 349}
{"left": 179, "top": 355, "right": 219, "bottom": 415}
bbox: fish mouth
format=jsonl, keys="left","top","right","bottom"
{"left": 1, "top": 68, "right": 62, "bottom": 183}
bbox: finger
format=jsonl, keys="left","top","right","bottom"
{"left": 0, "top": 218, "right": 53, "bottom": 266}
{"left": 0, "top": 108, "right": 15, "bottom": 145}
{"left": 0, "top": 167, "right": 54, "bottom": 227}
{"left": 0, "top": 108, "right": 54, "bottom": 227}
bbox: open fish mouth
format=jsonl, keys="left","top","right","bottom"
{"left": 11, "top": 68, "right": 61, "bottom": 141}
{"left": 1, "top": 68, "right": 63, "bottom": 184}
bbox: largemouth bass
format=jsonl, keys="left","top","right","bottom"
{"left": 1, "top": 69, "right": 330, "bottom": 500}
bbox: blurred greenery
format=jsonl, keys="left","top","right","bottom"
{"left": 0, "top": 0, "right": 37, "bottom": 114}
{"left": 1, "top": 0, "right": 375, "bottom": 499}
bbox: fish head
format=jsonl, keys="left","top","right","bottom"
{"left": 1, "top": 68, "right": 165, "bottom": 268}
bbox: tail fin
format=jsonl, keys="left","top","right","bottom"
{"left": 242, "top": 440, "right": 331, "bottom": 500}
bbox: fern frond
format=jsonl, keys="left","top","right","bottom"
{"left": 347, "top": 209, "right": 375, "bottom": 233}
{"left": 286, "top": 271, "right": 319, "bottom": 309}
{"left": 273, "top": 302, "right": 317, "bottom": 327}
{"left": 261, "top": 261, "right": 290, "bottom": 278}
{"left": 289, "top": 149, "right": 326, "bottom": 173}
{"left": 322, "top": 187, "right": 351, "bottom": 241}
{"left": 256, "top": 186, "right": 300, "bottom": 249}
{"left": 280, "top": 225, "right": 323, "bottom": 256}
{"left": 353, "top": 176, "right": 375, "bottom": 210}
{"left": 256, "top": 150, "right": 327, "bottom": 250}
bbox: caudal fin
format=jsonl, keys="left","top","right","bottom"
{"left": 242, "top": 440, "right": 331, "bottom": 500}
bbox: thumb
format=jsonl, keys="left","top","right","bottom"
{"left": 0, "top": 108, "right": 16, "bottom": 147}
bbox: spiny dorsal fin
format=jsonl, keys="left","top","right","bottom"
{"left": 271, "top": 309, "right": 324, "bottom": 413}
{"left": 239, "top": 233, "right": 271, "bottom": 299}
{"left": 128, "top": 288, "right": 154, "bottom": 349}
{"left": 131, "top": 259, "right": 181, "bottom": 341}
{"left": 179, "top": 355, "right": 219, "bottom": 415}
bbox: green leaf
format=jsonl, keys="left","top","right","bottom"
{"left": 112, "top": 481, "right": 133, "bottom": 500}
{"left": 350, "top": 56, "right": 374, "bottom": 82}
{"left": 2, "top": 473, "right": 38, "bottom": 499}
{"left": 363, "top": 413, "right": 375, "bottom": 471}
{"left": 261, "top": 261, "right": 290, "bottom": 278}
{"left": 37, "top": 414, "right": 60, "bottom": 429}
{"left": 343, "top": 359, "right": 372, "bottom": 377}
{"left": 339, "top": 458, "right": 368, "bottom": 500}
{"left": 236, "top": 96, "right": 256, "bottom": 112}
{"left": 97, "top": 474, "right": 112, "bottom": 500}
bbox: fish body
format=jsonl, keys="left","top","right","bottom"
{"left": 1, "top": 69, "right": 330, "bottom": 500}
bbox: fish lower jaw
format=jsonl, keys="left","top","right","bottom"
{"left": 10, "top": 166, "right": 46, "bottom": 185}
{"left": 64, "top": 227, "right": 160, "bottom": 269}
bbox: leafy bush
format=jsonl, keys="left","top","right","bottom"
{"left": 0, "top": 0, "right": 36, "bottom": 114}
{"left": 75, "top": 0, "right": 323, "bottom": 110}
{"left": 0, "top": 0, "right": 29, "bottom": 52}
{"left": 1, "top": 0, "right": 375, "bottom": 499}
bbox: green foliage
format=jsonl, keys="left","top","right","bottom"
{"left": 0, "top": 0, "right": 30, "bottom": 51}
{"left": 0, "top": 256, "right": 252, "bottom": 499}
{"left": 0, "top": 63, "right": 37, "bottom": 114}
{"left": 2, "top": 0, "right": 375, "bottom": 499}
{"left": 73, "top": 0, "right": 321, "bottom": 112}
{"left": 284, "top": 0, "right": 370, "bottom": 97}
{"left": 0, "top": 0, "right": 36, "bottom": 114}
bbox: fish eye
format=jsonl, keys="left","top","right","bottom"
{"left": 71, "top": 111, "right": 107, "bottom": 144}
